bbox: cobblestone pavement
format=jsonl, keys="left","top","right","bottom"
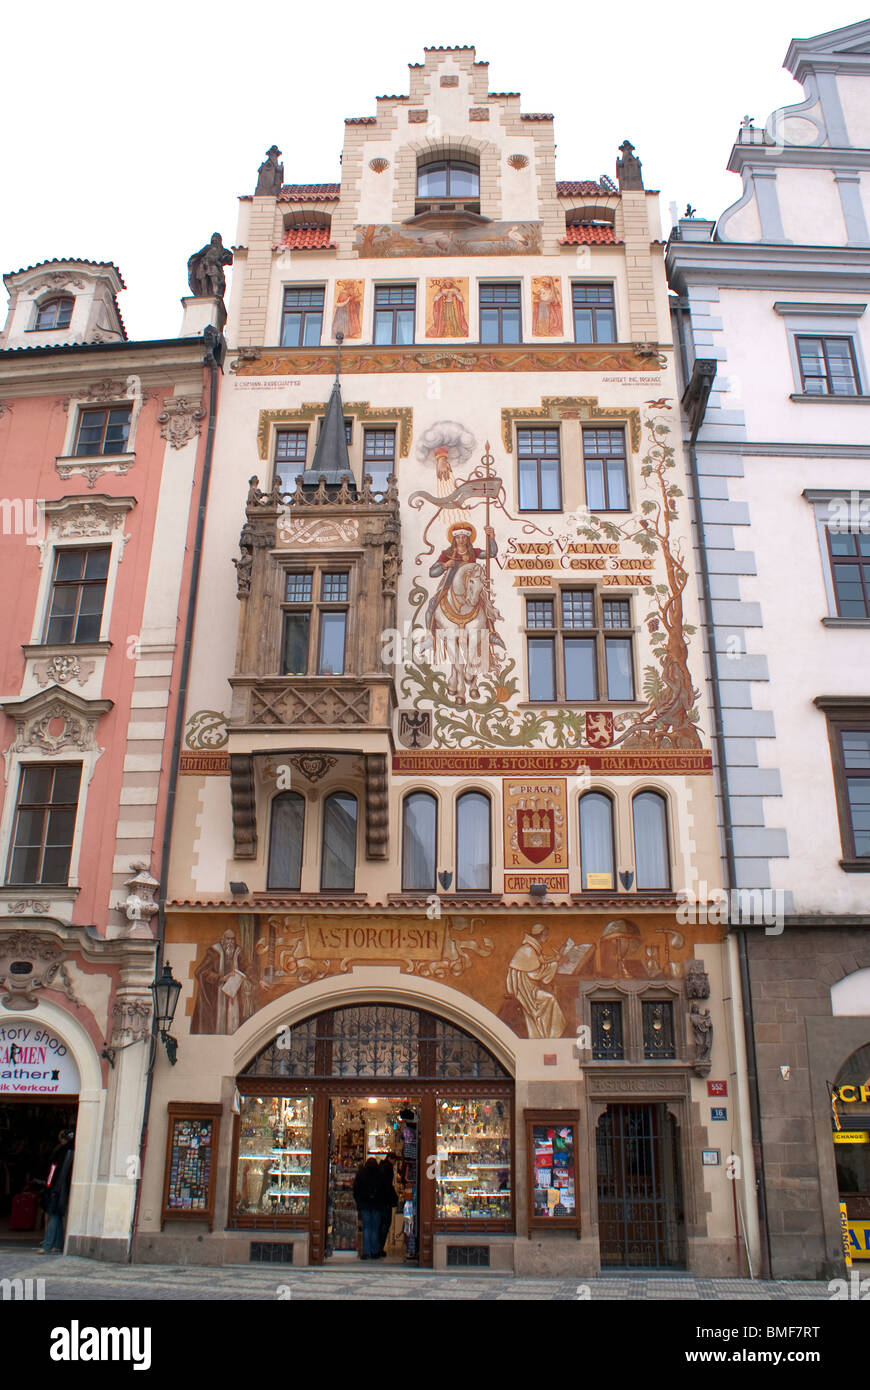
{"left": 0, "top": 1250, "right": 836, "bottom": 1300}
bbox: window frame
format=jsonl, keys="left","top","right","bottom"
{"left": 455, "top": 789, "right": 492, "bottom": 894}
{"left": 401, "top": 790, "right": 438, "bottom": 893}
{"left": 479, "top": 282, "right": 523, "bottom": 345}
{"left": 32, "top": 297, "right": 74, "bottom": 332}
{"left": 631, "top": 789, "right": 672, "bottom": 892}
{"left": 571, "top": 282, "right": 617, "bottom": 344}
{"left": 416, "top": 158, "right": 480, "bottom": 202}
{"left": 582, "top": 426, "right": 630, "bottom": 513}
{"left": 523, "top": 588, "right": 636, "bottom": 704}
{"left": 73, "top": 404, "right": 133, "bottom": 458}
{"left": 280, "top": 564, "right": 352, "bottom": 677}
{"left": 795, "top": 334, "right": 861, "bottom": 397}
{"left": 578, "top": 789, "right": 617, "bottom": 893}
{"left": 5, "top": 762, "right": 82, "bottom": 887}
{"left": 815, "top": 699, "right": 870, "bottom": 871}
{"left": 320, "top": 791, "right": 358, "bottom": 892}
{"left": 362, "top": 426, "right": 397, "bottom": 491}
{"left": 266, "top": 790, "right": 306, "bottom": 891}
{"left": 42, "top": 544, "right": 111, "bottom": 646}
{"left": 516, "top": 425, "right": 562, "bottom": 513}
{"left": 775, "top": 302, "right": 869, "bottom": 401}
{"left": 280, "top": 285, "right": 325, "bottom": 349}
{"left": 373, "top": 284, "right": 416, "bottom": 346}
{"left": 826, "top": 526, "right": 870, "bottom": 619}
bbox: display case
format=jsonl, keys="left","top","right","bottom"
{"left": 162, "top": 1103, "right": 221, "bottom": 1229}
{"left": 234, "top": 1095, "right": 314, "bottom": 1221}
{"left": 524, "top": 1109, "right": 581, "bottom": 1234}
{"left": 435, "top": 1097, "right": 511, "bottom": 1221}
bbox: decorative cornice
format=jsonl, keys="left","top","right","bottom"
{"left": 501, "top": 395, "right": 642, "bottom": 454}
{"left": 234, "top": 344, "right": 668, "bottom": 378}
{"left": 257, "top": 401, "right": 413, "bottom": 462}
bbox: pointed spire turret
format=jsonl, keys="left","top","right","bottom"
{"left": 304, "top": 333, "right": 352, "bottom": 485}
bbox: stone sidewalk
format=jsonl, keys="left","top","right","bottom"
{"left": 0, "top": 1250, "right": 836, "bottom": 1300}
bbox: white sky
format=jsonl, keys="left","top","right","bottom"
{"left": 2, "top": 0, "right": 866, "bottom": 340}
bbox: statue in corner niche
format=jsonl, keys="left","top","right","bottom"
{"left": 255, "top": 145, "right": 284, "bottom": 196}
{"left": 187, "top": 233, "right": 233, "bottom": 301}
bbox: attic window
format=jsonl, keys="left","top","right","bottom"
{"left": 416, "top": 158, "right": 480, "bottom": 213}
{"left": 34, "top": 297, "right": 73, "bottom": 330}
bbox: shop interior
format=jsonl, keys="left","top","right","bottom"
{"left": 0, "top": 1099, "right": 78, "bottom": 1243}
{"left": 326, "top": 1097, "right": 420, "bottom": 1263}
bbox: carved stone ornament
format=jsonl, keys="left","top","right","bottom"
{"left": 290, "top": 753, "right": 338, "bottom": 783}
{"left": 685, "top": 958, "right": 710, "bottom": 1000}
{"left": 690, "top": 1001, "right": 713, "bottom": 1077}
{"left": 21, "top": 702, "right": 96, "bottom": 756}
{"left": 32, "top": 655, "right": 95, "bottom": 689}
{"left": 86, "top": 379, "right": 128, "bottom": 402}
{"left": 0, "top": 932, "right": 79, "bottom": 1011}
{"left": 5, "top": 900, "right": 50, "bottom": 914}
{"left": 110, "top": 997, "right": 152, "bottom": 1046}
{"left": 277, "top": 517, "right": 359, "bottom": 546}
{"left": 3, "top": 689, "right": 110, "bottom": 779}
{"left": 28, "top": 273, "right": 86, "bottom": 295}
{"left": 56, "top": 458, "right": 133, "bottom": 489}
{"left": 123, "top": 862, "right": 160, "bottom": 936}
{"left": 157, "top": 395, "right": 206, "bottom": 450}
{"left": 54, "top": 503, "right": 126, "bottom": 541}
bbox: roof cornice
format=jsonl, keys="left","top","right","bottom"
{"left": 666, "top": 238, "right": 870, "bottom": 295}
{"left": 727, "top": 144, "right": 870, "bottom": 176}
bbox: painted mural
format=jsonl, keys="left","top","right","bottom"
{"left": 178, "top": 912, "right": 713, "bottom": 1040}
{"left": 331, "top": 280, "right": 364, "bottom": 339}
{"left": 397, "top": 408, "right": 703, "bottom": 751}
{"left": 353, "top": 220, "right": 542, "bottom": 258}
{"left": 425, "top": 278, "right": 469, "bottom": 337}
{"left": 531, "top": 277, "right": 563, "bottom": 336}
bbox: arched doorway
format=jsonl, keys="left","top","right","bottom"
{"left": 232, "top": 1003, "right": 514, "bottom": 1266}
{"left": 833, "top": 1042, "right": 870, "bottom": 1263}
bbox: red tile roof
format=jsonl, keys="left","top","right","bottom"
{"left": 278, "top": 183, "right": 341, "bottom": 202}
{"left": 346, "top": 116, "right": 377, "bottom": 125}
{"left": 275, "top": 226, "right": 336, "bottom": 250}
{"left": 557, "top": 181, "right": 611, "bottom": 197}
{"left": 560, "top": 223, "right": 619, "bottom": 245}
{"left": 521, "top": 113, "right": 553, "bottom": 121}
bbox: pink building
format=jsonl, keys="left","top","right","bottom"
{"left": 0, "top": 256, "right": 223, "bottom": 1259}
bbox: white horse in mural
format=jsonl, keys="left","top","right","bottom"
{"left": 429, "top": 562, "right": 504, "bottom": 703}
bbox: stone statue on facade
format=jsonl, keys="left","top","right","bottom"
{"left": 187, "top": 233, "right": 233, "bottom": 301}
{"left": 616, "top": 140, "right": 644, "bottom": 191}
{"left": 255, "top": 145, "right": 284, "bottom": 196}
{"left": 690, "top": 1001, "right": 713, "bottom": 1073}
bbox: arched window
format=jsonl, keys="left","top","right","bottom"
{"left": 456, "top": 791, "right": 490, "bottom": 892}
{"left": 35, "top": 297, "right": 73, "bottom": 331}
{"left": 579, "top": 792, "right": 615, "bottom": 890}
{"left": 417, "top": 158, "right": 480, "bottom": 201}
{"left": 632, "top": 791, "right": 671, "bottom": 890}
{"left": 402, "top": 792, "right": 437, "bottom": 892}
{"left": 321, "top": 792, "right": 357, "bottom": 891}
{"left": 267, "top": 791, "right": 305, "bottom": 890}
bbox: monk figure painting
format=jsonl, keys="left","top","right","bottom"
{"left": 426, "top": 278, "right": 469, "bottom": 337}
{"left": 192, "top": 928, "right": 254, "bottom": 1034}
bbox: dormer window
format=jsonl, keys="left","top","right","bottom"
{"left": 416, "top": 158, "right": 480, "bottom": 213}
{"left": 34, "top": 297, "right": 73, "bottom": 330}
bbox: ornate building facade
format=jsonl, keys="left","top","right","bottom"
{"left": 668, "top": 19, "right": 870, "bottom": 1278}
{"left": 136, "top": 48, "right": 759, "bottom": 1275}
{"left": 0, "top": 258, "right": 222, "bottom": 1257}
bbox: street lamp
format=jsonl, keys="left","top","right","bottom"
{"left": 151, "top": 961, "right": 182, "bottom": 1065}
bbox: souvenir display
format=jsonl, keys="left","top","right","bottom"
{"left": 162, "top": 1104, "right": 221, "bottom": 1226}
{"left": 435, "top": 1097, "right": 511, "bottom": 1220}
{"left": 234, "top": 1095, "right": 313, "bottom": 1218}
{"left": 326, "top": 1102, "right": 365, "bottom": 1254}
{"left": 525, "top": 1110, "right": 580, "bottom": 1230}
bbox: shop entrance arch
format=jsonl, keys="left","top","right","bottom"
{"left": 232, "top": 1003, "right": 515, "bottom": 1266}
{"left": 833, "top": 1042, "right": 870, "bottom": 1263}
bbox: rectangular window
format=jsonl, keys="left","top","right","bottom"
{"left": 363, "top": 428, "right": 396, "bottom": 491}
{"left": 74, "top": 406, "right": 132, "bottom": 457}
{"left": 281, "top": 287, "right": 324, "bottom": 348}
{"left": 274, "top": 428, "right": 309, "bottom": 490}
{"left": 517, "top": 427, "right": 562, "bottom": 511}
{"left": 44, "top": 546, "right": 110, "bottom": 644}
{"left": 591, "top": 1001, "right": 624, "bottom": 1060}
{"left": 479, "top": 283, "right": 522, "bottom": 344}
{"left": 841, "top": 729, "right": 870, "bottom": 858}
{"left": 435, "top": 1097, "right": 511, "bottom": 1221}
{"left": 796, "top": 335, "right": 860, "bottom": 396}
{"left": 373, "top": 285, "right": 415, "bottom": 345}
{"left": 827, "top": 529, "right": 870, "bottom": 617}
{"left": 572, "top": 284, "right": 616, "bottom": 343}
{"left": 281, "top": 569, "right": 349, "bottom": 676}
{"left": 583, "top": 428, "right": 629, "bottom": 511}
{"left": 525, "top": 590, "right": 635, "bottom": 703}
{"left": 6, "top": 764, "right": 81, "bottom": 885}
{"left": 642, "top": 1000, "right": 676, "bottom": 1059}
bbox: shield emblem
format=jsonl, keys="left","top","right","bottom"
{"left": 517, "top": 807, "right": 555, "bottom": 865}
{"left": 585, "top": 711, "right": 614, "bottom": 749}
{"left": 398, "top": 709, "right": 432, "bottom": 749}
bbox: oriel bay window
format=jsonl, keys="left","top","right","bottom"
{"left": 274, "top": 428, "right": 309, "bottom": 490}
{"left": 267, "top": 791, "right": 305, "bottom": 891}
{"left": 6, "top": 764, "right": 81, "bottom": 886}
{"left": 281, "top": 569, "right": 350, "bottom": 676}
{"left": 402, "top": 792, "right": 437, "bottom": 892}
{"left": 517, "top": 427, "right": 561, "bottom": 511}
{"left": 525, "top": 590, "right": 635, "bottom": 702}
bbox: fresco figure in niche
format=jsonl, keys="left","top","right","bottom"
{"left": 506, "top": 923, "right": 566, "bottom": 1038}
{"left": 531, "top": 277, "right": 563, "bottom": 336}
{"left": 331, "top": 280, "right": 363, "bottom": 339}
{"left": 427, "top": 278, "right": 469, "bottom": 337}
{"left": 191, "top": 927, "right": 253, "bottom": 1034}
{"left": 425, "top": 522, "right": 504, "bottom": 703}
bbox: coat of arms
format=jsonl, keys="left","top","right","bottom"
{"left": 398, "top": 709, "right": 432, "bottom": 749}
{"left": 585, "top": 711, "right": 614, "bottom": 748}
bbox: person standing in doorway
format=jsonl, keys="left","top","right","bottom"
{"left": 38, "top": 1128, "right": 75, "bottom": 1254}
{"left": 377, "top": 1155, "right": 399, "bottom": 1258}
{"left": 353, "top": 1157, "right": 382, "bottom": 1260}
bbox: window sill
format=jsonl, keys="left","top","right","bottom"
{"left": 789, "top": 393, "right": 870, "bottom": 404}
{"left": 23, "top": 641, "right": 112, "bottom": 659}
{"left": 1, "top": 885, "right": 80, "bottom": 899}
{"left": 56, "top": 453, "right": 135, "bottom": 487}
{"left": 839, "top": 858, "right": 870, "bottom": 873}
{"left": 821, "top": 617, "right": 870, "bottom": 628}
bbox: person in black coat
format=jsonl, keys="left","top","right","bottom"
{"left": 353, "top": 1157, "right": 382, "bottom": 1260}
{"left": 377, "top": 1155, "right": 399, "bottom": 1257}
{"left": 39, "top": 1128, "right": 75, "bottom": 1254}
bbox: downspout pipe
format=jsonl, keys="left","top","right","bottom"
{"left": 128, "top": 325, "right": 225, "bottom": 1256}
{"left": 673, "top": 298, "right": 772, "bottom": 1279}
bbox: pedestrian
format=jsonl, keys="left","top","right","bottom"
{"left": 38, "top": 1128, "right": 75, "bottom": 1254}
{"left": 377, "top": 1155, "right": 399, "bottom": 1257}
{"left": 352, "top": 1157, "right": 382, "bottom": 1260}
